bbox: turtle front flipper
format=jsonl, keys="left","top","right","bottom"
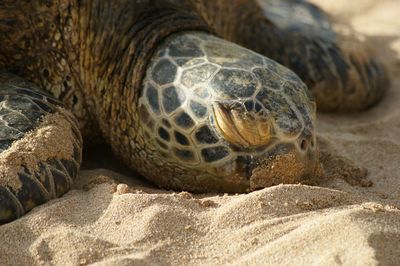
{"left": 0, "top": 73, "right": 82, "bottom": 224}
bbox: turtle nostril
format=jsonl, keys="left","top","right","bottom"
{"left": 300, "top": 139, "right": 308, "bottom": 151}
{"left": 299, "top": 130, "right": 316, "bottom": 151}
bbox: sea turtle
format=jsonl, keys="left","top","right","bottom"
{"left": 0, "top": 0, "right": 387, "bottom": 224}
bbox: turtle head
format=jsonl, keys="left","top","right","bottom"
{"left": 210, "top": 99, "right": 318, "bottom": 190}
{"left": 212, "top": 102, "right": 272, "bottom": 148}
{"left": 137, "top": 31, "right": 319, "bottom": 192}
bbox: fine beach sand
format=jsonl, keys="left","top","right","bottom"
{"left": 1, "top": 1, "right": 400, "bottom": 265}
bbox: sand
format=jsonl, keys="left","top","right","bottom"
{"left": 0, "top": 110, "right": 77, "bottom": 190}
{"left": 1, "top": 1, "right": 400, "bottom": 265}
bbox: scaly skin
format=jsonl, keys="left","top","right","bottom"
{"left": 191, "top": 0, "right": 388, "bottom": 111}
{"left": 0, "top": 73, "right": 82, "bottom": 224}
{"left": 0, "top": 0, "right": 387, "bottom": 223}
{"left": 137, "top": 32, "right": 317, "bottom": 191}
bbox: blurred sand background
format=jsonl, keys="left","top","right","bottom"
{"left": 1, "top": 0, "right": 400, "bottom": 265}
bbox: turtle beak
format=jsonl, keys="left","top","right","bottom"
{"left": 213, "top": 102, "right": 272, "bottom": 148}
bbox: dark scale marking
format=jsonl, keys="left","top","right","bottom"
{"left": 51, "top": 159, "right": 70, "bottom": 177}
{"left": 281, "top": 82, "right": 300, "bottom": 99}
{"left": 255, "top": 102, "right": 263, "bottom": 112}
{"left": 364, "top": 61, "right": 375, "bottom": 93}
{"left": 190, "top": 101, "right": 207, "bottom": 118}
{"left": 195, "top": 125, "right": 218, "bottom": 144}
{"left": 253, "top": 68, "right": 281, "bottom": 90}
{"left": 73, "top": 145, "right": 81, "bottom": 163}
{"left": 146, "top": 85, "right": 160, "bottom": 114}
{"left": 244, "top": 100, "right": 254, "bottom": 112}
{"left": 257, "top": 89, "right": 302, "bottom": 135}
{"left": 60, "top": 157, "right": 78, "bottom": 186}
{"left": 0, "top": 107, "right": 11, "bottom": 116}
{"left": 369, "top": 59, "right": 385, "bottom": 98}
{"left": 46, "top": 97, "right": 60, "bottom": 106}
{"left": 211, "top": 69, "right": 257, "bottom": 98}
{"left": 50, "top": 168, "right": 70, "bottom": 196}
{"left": 15, "top": 89, "right": 45, "bottom": 99}
{"left": 255, "top": 88, "right": 270, "bottom": 105}
{"left": 6, "top": 96, "right": 43, "bottom": 112}
{"left": 366, "top": 60, "right": 378, "bottom": 91}
{"left": 0, "top": 186, "right": 23, "bottom": 223}
{"left": 276, "top": 108, "right": 302, "bottom": 133}
{"left": 0, "top": 139, "right": 13, "bottom": 152}
{"left": 281, "top": 83, "right": 313, "bottom": 119}
{"left": 158, "top": 127, "right": 170, "bottom": 141}
{"left": 15, "top": 170, "right": 48, "bottom": 212}
{"left": 22, "top": 111, "right": 46, "bottom": 123}
{"left": 174, "top": 148, "right": 195, "bottom": 161}
{"left": 288, "top": 51, "right": 311, "bottom": 83}
{"left": 306, "top": 41, "right": 331, "bottom": 81}
{"left": 162, "top": 86, "right": 186, "bottom": 114}
{"left": 70, "top": 125, "right": 83, "bottom": 147}
{"left": 5, "top": 97, "right": 47, "bottom": 123}
{"left": 152, "top": 59, "right": 177, "bottom": 85}
{"left": 2, "top": 112, "right": 33, "bottom": 132}
{"left": 0, "top": 126, "right": 24, "bottom": 140}
{"left": 174, "top": 131, "right": 190, "bottom": 146}
{"left": 32, "top": 99, "right": 56, "bottom": 113}
{"left": 327, "top": 46, "right": 349, "bottom": 89}
{"left": 370, "top": 59, "right": 382, "bottom": 79}
{"left": 174, "top": 112, "right": 194, "bottom": 129}
{"left": 350, "top": 55, "right": 369, "bottom": 93}
{"left": 201, "top": 146, "right": 230, "bottom": 163}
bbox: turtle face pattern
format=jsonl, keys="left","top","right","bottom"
{"left": 138, "top": 32, "right": 317, "bottom": 184}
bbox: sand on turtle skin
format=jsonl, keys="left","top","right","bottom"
{"left": 0, "top": 109, "right": 75, "bottom": 190}
{"left": 1, "top": 1, "right": 400, "bottom": 265}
